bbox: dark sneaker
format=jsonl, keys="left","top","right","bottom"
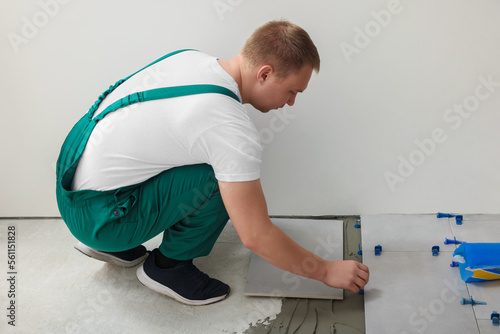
{"left": 74, "top": 242, "right": 148, "bottom": 268}
{"left": 136, "top": 249, "right": 230, "bottom": 306}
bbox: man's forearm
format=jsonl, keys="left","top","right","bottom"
{"left": 251, "top": 221, "right": 328, "bottom": 282}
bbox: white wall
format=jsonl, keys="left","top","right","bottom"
{"left": 1, "top": 0, "right": 499, "bottom": 216}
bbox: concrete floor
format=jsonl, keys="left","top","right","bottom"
{"left": 0, "top": 217, "right": 364, "bottom": 334}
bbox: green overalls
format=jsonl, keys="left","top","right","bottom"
{"left": 56, "top": 50, "right": 239, "bottom": 260}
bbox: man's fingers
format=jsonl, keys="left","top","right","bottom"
{"left": 357, "top": 262, "right": 370, "bottom": 274}
{"left": 357, "top": 262, "right": 370, "bottom": 283}
{"left": 352, "top": 262, "right": 370, "bottom": 291}
{"left": 348, "top": 286, "right": 359, "bottom": 294}
{"left": 324, "top": 260, "right": 370, "bottom": 293}
{"left": 354, "top": 276, "right": 367, "bottom": 290}
{"left": 349, "top": 279, "right": 365, "bottom": 294}
{"left": 359, "top": 268, "right": 369, "bottom": 284}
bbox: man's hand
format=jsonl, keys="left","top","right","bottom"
{"left": 322, "top": 260, "right": 370, "bottom": 293}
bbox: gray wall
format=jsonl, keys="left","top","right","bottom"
{"left": 1, "top": 0, "right": 499, "bottom": 216}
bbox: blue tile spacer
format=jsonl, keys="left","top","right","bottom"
{"left": 461, "top": 296, "right": 487, "bottom": 305}
{"left": 358, "top": 289, "right": 364, "bottom": 295}
{"left": 354, "top": 217, "right": 360, "bottom": 228}
{"left": 491, "top": 311, "right": 499, "bottom": 326}
{"left": 437, "top": 212, "right": 463, "bottom": 225}
{"left": 450, "top": 261, "right": 459, "bottom": 267}
{"left": 357, "top": 243, "right": 363, "bottom": 255}
{"left": 432, "top": 245, "right": 440, "bottom": 256}
{"left": 444, "top": 237, "right": 463, "bottom": 245}
{"left": 374, "top": 245, "right": 382, "bottom": 256}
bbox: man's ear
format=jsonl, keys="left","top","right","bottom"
{"left": 256, "top": 65, "right": 273, "bottom": 83}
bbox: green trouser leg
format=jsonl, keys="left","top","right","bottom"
{"left": 134, "top": 163, "right": 230, "bottom": 260}
{"left": 59, "top": 164, "right": 229, "bottom": 261}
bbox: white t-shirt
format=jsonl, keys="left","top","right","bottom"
{"left": 72, "top": 51, "right": 262, "bottom": 191}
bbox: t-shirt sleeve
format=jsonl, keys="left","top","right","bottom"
{"left": 190, "top": 121, "right": 263, "bottom": 182}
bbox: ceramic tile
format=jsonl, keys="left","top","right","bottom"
{"left": 467, "top": 279, "right": 500, "bottom": 320}
{"left": 360, "top": 214, "right": 455, "bottom": 253}
{"left": 363, "top": 251, "right": 479, "bottom": 334}
{"left": 478, "top": 319, "right": 500, "bottom": 334}
{"left": 451, "top": 220, "right": 500, "bottom": 243}
{"left": 361, "top": 214, "right": 500, "bottom": 334}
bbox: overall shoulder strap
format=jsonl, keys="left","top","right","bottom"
{"left": 93, "top": 84, "right": 240, "bottom": 121}
{"left": 122, "top": 49, "right": 197, "bottom": 82}
{"left": 86, "top": 49, "right": 197, "bottom": 118}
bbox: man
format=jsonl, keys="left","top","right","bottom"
{"left": 56, "top": 20, "right": 369, "bottom": 306}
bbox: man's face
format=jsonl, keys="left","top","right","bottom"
{"left": 251, "top": 65, "right": 313, "bottom": 113}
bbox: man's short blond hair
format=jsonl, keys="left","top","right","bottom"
{"left": 241, "top": 20, "right": 320, "bottom": 78}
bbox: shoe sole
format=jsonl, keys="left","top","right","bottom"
{"left": 136, "top": 264, "right": 229, "bottom": 306}
{"left": 74, "top": 242, "right": 148, "bottom": 268}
